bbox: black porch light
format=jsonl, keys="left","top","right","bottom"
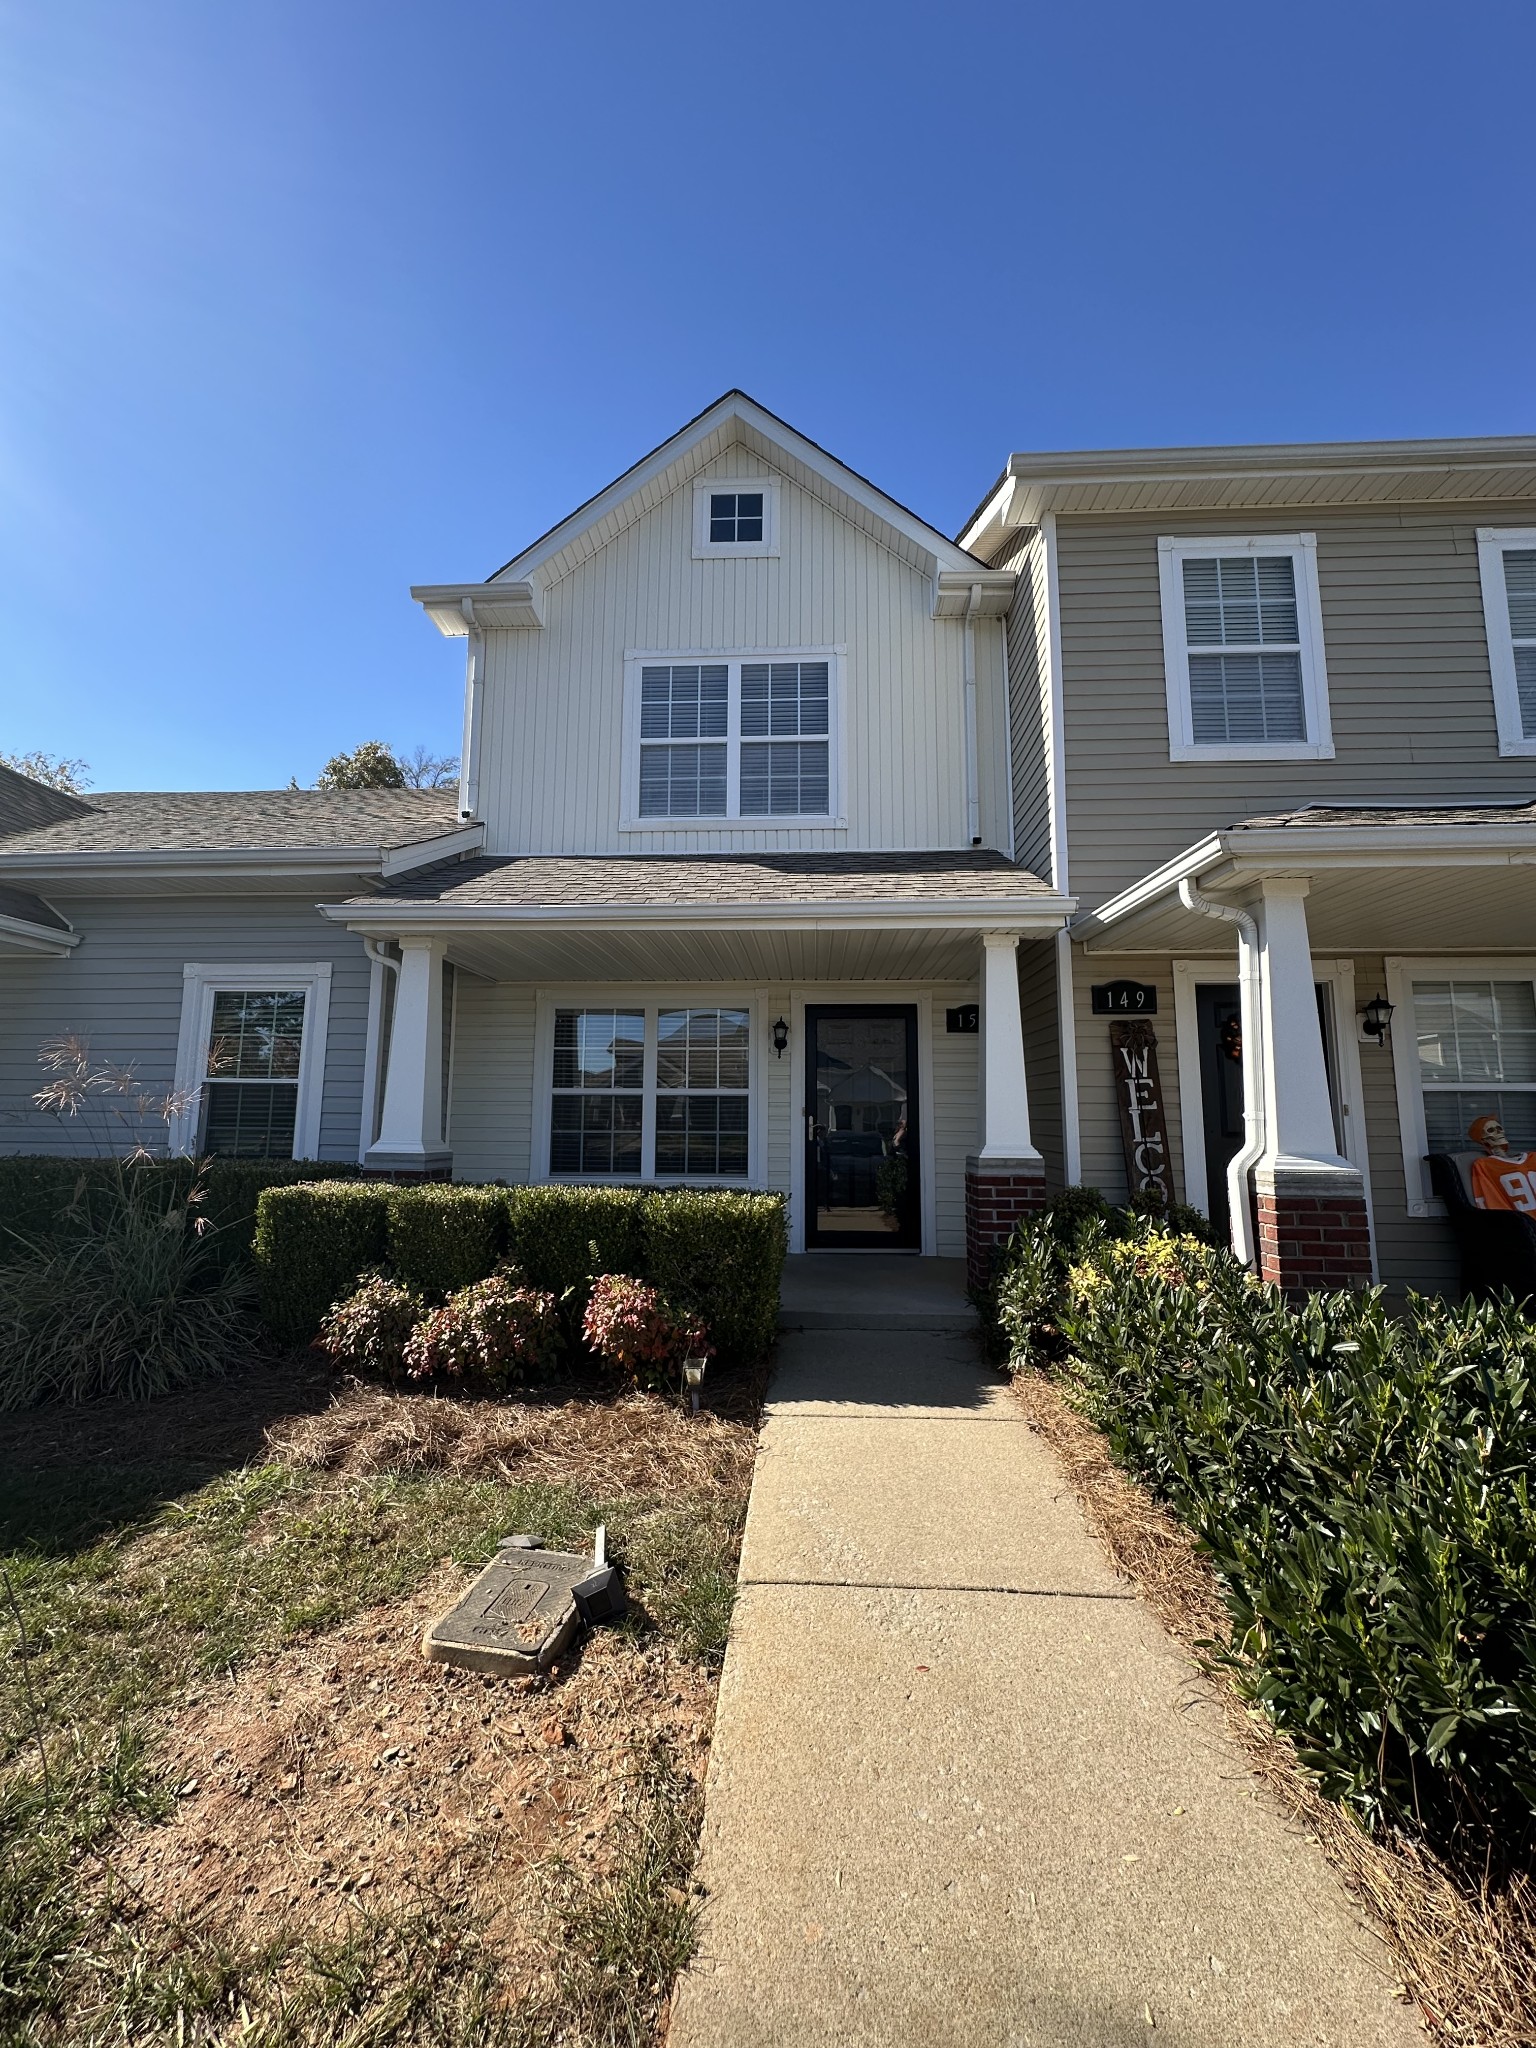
{"left": 771, "top": 1017, "right": 789, "bottom": 1058}
{"left": 1360, "top": 993, "right": 1395, "bottom": 1044}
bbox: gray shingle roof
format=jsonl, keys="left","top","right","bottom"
{"left": 359, "top": 848, "right": 1057, "bottom": 910}
{"left": 0, "top": 787, "right": 463, "bottom": 857}
{"left": 0, "top": 766, "right": 97, "bottom": 839}
{"left": 1239, "top": 800, "right": 1536, "bottom": 830}
{"left": 0, "top": 883, "right": 68, "bottom": 932}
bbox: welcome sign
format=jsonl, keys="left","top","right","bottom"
{"left": 1109, "top": 1019, "right": 1173, "bottom": 1209}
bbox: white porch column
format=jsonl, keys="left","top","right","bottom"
{"left": 1252, "top": 877, "right": 1370, "bottom": 1290}
{"left": 366, "top": 935, "right": 452, "bottom": 1175}
{"left": 977, "top": 931, "right": 1039, "bottom": 1159}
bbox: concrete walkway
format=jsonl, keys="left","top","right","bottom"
{"left": 670, "top": 1331, "right": 1421, "bottom": 2048}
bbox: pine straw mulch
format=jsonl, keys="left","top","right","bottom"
{"left": 265, "top": 1380, "right": 759, "bottom": 1501}
{"left": 1011, "top": 1367, "right": 1536, "bottom": 2048}
{"left": 100, "top": 1571, "right": 714, "bottom": 1968}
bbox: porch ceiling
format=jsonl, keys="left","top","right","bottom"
{"left": 427, "top": 924, "right": 1004, "bottom": 983}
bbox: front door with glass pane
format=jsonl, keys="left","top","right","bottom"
{"left": 804, "top": 1006, "right": 920, "bottom": 1249}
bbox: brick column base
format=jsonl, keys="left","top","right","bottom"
{"left": 965, "top": 1155, "right": 1047, "bottom": 1293}
{"left": 1254, "top": 1170, "right": 1372, "bottom": 1293}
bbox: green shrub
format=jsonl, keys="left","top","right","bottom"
{"left": 387, "top": 1184, "right": 506, "bottom": 1296}
{"left": 315, "top": 1271, "right": 424, "bottom": 1380}
{"left": 0, "top": 1165, "right": 255, "bottom": 1407}
{"left": 504, "top": 1185, "right": 646, "bottom": 1305}
{"left": 253, "top": 1182, "right": 392, "bottom": 1345}
{"left": 402, "top": 1274, "right": 562, "bottom": 1387}
{"left": 1050, "top": 1230, "right": 1536, "bottom": 1868}
{"left": 641, "top": 1190, "right": 786, "bottom": 1366}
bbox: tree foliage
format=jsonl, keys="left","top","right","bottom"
{"left": 0, "top": 750, "right": 91, "bottom": 793}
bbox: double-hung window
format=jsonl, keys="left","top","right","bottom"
{"left": 544, "top": 1002, "right": 753, "bottom": 1180}
{"left": 1386, "top": 958, "right": 1536, "bottom": 1213}
{"left": 171, "top": 963, "right": 331, "bottom": 1160}
{"left": 1158, "top": 534, "right": 1333, "bottom": 760}
{"left": 625, "top": 653, "right": 839, "bottom": 825}
{"left": 1477, "top": 528, "right": 1536, "bottom": 755}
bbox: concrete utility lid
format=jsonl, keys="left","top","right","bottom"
{"left": 423, "top": 1537, "right": 592, "bottom": 1677}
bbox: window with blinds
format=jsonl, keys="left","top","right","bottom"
{"left": 547, "top": 1004, "right": 751, "bottom": 1180}
{"left": 200, "top": 989, "right": 307, "bottom": 1159}
{"left": 1412, "top": 978, "right": 1536, "bottom": 1154}
{"left": 1478, "top": 530, "right": 1536, "bottom": 753}
{"left": 1158, "top": 534, "right": 1331, "bottom": 759}
{"left": 629, "top": 654, "right": 837, "bottom": 823}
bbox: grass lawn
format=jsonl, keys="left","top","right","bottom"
{"left": 0, "top": 1356, "right": 760, "bottom": 2047}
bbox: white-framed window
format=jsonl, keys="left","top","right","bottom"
{"left": 1157, "top": 533, "right": 1333, "bottom": 761}
{"left": 534, "top": 994, "right": 759, "bottom": 1182}
{"left": 691, "top": 477, "right": 779, "bottom": 558}
{"left": 1476, "top": 527, "right": 1536, "bottom": 755}
{"left": 171, "top": 963, "right": 332, "bottom": 1160}
{"left": 1385, "top": 955, "right": 1536, "bottom": 1214}
{"left": 621, "top": 650, "right": 842, "bottom": 827}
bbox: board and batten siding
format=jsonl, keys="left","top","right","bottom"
{"left": 1054, "top": 502, "right": 1536, "bottom": 910}
{"left": 445, "top": 978, "right": 979, "bottom": 1257}
{"left": 0, "top": 897, "right": 372, "bottom": 1161}
{"left": 473, "top": 447, "right": 1012, "bottom": 857}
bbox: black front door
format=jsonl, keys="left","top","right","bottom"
{"left": 804, "top": 1005, "right": 920, "bottom": 1249}
{"left": 1195, "top": 983, "right": 1245, "bottom": 1239}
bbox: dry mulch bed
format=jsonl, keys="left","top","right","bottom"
{"left": 1013, "top": 1367, "right": 1536, "bottom": 2048}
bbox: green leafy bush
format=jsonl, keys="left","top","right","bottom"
{"left": 0, "top": 1166, "right": 255, "bottom": 1407}
{"left": 315, "top": 1271, "right": 424, "bottom": 1380}
{"left": 1050, "top": 1227, "right": 1536, "bottom": 1869}
{"left": 504, "top": 1185, "right": 646, "bottom": 1305}
{"left": 402, "top": 1274, "right": 562, "bottom": 1387}
{"left": 253, "top": 1182, "right": 391, "bottom": 1345}
{"left": 582, "top": 1274, "right": 709, "bottom": 1392}
{"left": 641, "top": 1190, "right": 786, "bottom": 1366}
{"left": 386, "top": 1183, "right": 506, "bottom": 1296}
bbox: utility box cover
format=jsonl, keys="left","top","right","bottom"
{"left": 423, "top": 1544, "right": 592, "bottom": 1677}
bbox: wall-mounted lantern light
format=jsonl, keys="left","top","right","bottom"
{"left": 1359, "top": 993, "right": 1395, "bottom": 1044}
{"left": 771, "top": 1017, "right": 789, "bottom": 1058}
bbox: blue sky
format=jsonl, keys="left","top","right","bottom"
{"left": 2, "top": 0, "right": 1533, "bottom": 792}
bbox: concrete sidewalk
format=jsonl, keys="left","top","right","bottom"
{"left": 669, "top": 1331, "right": 1421, "bottom": 2048}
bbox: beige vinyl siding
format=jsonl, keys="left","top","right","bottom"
{"left": 1002, "top": 530, "right": 1054, "bottom": 883}
{"left": 1017, "top": 936, "right": 1064, "bottom": 1191}
{"left": 0, "top": 897, "right": 372, "bottom": 1161}
{"left": 1056, "top": 502, "right": 1536, "bottom": 910}
{"left": 443, "top": 978, "right": 978, "bottom": 1256}
{"left": 1070, "top": 952, "right": 1185, "bottom": 1206}
{"left": 475, "top": 449, "right": 990, "bottom": 857}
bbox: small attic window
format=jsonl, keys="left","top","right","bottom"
{"left": 693, "top": 477, "right": 779, "bottom": 559}
{"left": 710, "top": 492, "right": 763, "bottom": 543}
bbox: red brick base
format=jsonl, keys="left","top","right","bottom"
{"left": 965, "top": 1157, "right": 1047, "bottom": 1292}
{"left": 1255, "top": 1184, "right": 1372, "bottom": 1292}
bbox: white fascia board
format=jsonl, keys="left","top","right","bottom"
{"left": 1070, "top": 835, "right": 1227, "bottom": 938}
{"left": 319, "top": 895, "right": 1076, "bottom": 935}
{"left": 956, "top": 476, "right": 1018, "bottom": 558}
{"left": 0, "top": 846, "right": 396, "bottom": 886}
{"left": 412, "top": 581, "right": 544, "bottom": 638}
{"left": 932, "top": 569, "right": 1017, "bottom": 618}
{"left": 1220, "top": 824, "right": 1536, "bottom": 869}
{"left": 380, "top": 823, "right": 485, "bottom": 877}
{"left": 0, "top": 913, "right": 80, "bottom": 954}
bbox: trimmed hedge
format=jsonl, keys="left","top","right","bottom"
{"left": 254, "top": 1179, "right": 788, "bottom": 1365}
{"left": 388, "top": 1184, "right": 507, "bottom": 1296}
{"left": 0, "top": 1155, "right": 359, "bottom": 1275}
{"left": 253, "top": 1183, "right": 392, "bottom": 1345}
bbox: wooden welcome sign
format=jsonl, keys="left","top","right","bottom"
{"left": 1109, "top": 1019, "right": 1173, "bottom": 1210}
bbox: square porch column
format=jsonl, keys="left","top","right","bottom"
{"left": 1253, "top": 878, "right": 1370, "bottom": 1292}
{"left": 966, "top": 931, "right": 1046, "bottom": 1291}
{"left": 365, "top": 936, "right": 453, "bottom": 1179}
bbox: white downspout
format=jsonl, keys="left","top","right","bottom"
{"left": 1178, "top": 877, "right": 1264, "bottom": 1270}
{"left": 963, "top": 583, "right": 981, "bottom": 846}
{"left": 458, "top": 598, "right": 484, "bottom": 821}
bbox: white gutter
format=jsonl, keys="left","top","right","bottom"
{"left": 0, "top": 912, "right": 81, "bottom": 955}
{"left": 1178, "top": 877, "right": 1263, "bottom": 1270}
{"left": 962, "top": 582, "right": 981, "bottom": 845}
{"left": 319, "top": 894, "right": 1076, "bottom": 934}
{"left": 0, "top": 827, "right": 484, "bottom": 890}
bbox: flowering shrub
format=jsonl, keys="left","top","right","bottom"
{"left": 402, "top": 1273, "right": 561, "bottom": 1388}
{"left": 582, "top": 1273, "right": 711, "bottom": 1391}
{"left": 315, "top": 1271, "right": 423, "bottom": 1381}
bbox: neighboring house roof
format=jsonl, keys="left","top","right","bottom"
{"left": 413, "top": 391, "right": 1011, "bottom": 637}
{"left": 0, "top": 883, "right": 68, "bottom": 930}
{"left": 0, "top": 764, "right": 97, "bottom": 837}
{"left": 960, "top": 433, "right": 1536, "bottom": 556}
{"left": 327, "top": 849, "right": 1071, "bottom": 928}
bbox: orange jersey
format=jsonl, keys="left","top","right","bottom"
{"left": 1470, "top": 1151, "right": 1536, "bottom": 1214}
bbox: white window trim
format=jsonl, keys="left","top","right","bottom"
{"left": 1476, "top": 527, "right": 1536, "bottom": 756}
{"left": 692, "top": 476, "right": 780, "bottom": 559}
{"left": 1157, "top": 532, "right": 1334, "bottom": 762}
{"left": 170, "top": 963, "right": 332, "bottom": 1160}
{"left": 532, "top": 987, "right": 767, "bottom": 1186}
{"left": 619, "top": 647, "right": 846, "bottom": 831}
{"left": 1387, "top": 954, "right": 1536, "bottom": 1216}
